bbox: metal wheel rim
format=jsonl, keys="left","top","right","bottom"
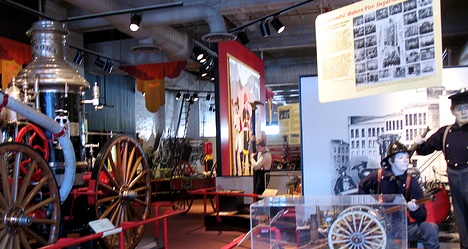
{"left": 339, "top": 205, "right": 375, "bottom": 216}
{"left": 208, "top": 162, "right": 217, "bottom": 211}
{"left": 328, "top": 210, "right": 387, "bottom": 249}
{"left": 92, "top": 135, "right": 151, "bottom": 249}
{"left": 0, "top": 143, "right": 61, "bottom": 248}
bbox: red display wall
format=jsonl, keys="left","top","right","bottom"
{"left": 217, "top": 41, "right": 265, "bottom": 176}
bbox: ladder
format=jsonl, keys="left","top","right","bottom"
{"left": 175, "top": 97, "right": 192, "bottom": 139}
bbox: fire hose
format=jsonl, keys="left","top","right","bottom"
{"left": 0, "top": 92, "right": 76, "bottom": 203}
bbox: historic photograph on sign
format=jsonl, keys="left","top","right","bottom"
{"left": 315, "top": 0, "right": 442, "bottom": 103}
{"left": 331, "top": 85, "right": 455, "bottom": 195}
{"left": 228, "top": 55, "right": 261, "bottom": 176}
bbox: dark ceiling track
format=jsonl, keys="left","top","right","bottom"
{"left": 228, "top": 0, "right": 314, "bottom": 33}
{"left": 60, "top": 2, "right": 184, "bottom": 22}
{"left": 0, "top": 0, "right": 58, "bottom": 21}
{"left": 69, "top": 45, "right": 128, "bottom": 65}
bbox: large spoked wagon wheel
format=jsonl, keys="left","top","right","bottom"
{"left": 328, "top": 210, "right": 387, "bottom": 249}
{"left": 169, "top": 160, "right": 194, "bottom": 214}
{"left": 91, "top": 135, "right": 151, "bottom": 249}
{"left": 0, "top": 143, "right": 61, "bottom": 248}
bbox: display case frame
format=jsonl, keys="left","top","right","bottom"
{"left": 250, "top": 195, "right": 407, "bottom": 249}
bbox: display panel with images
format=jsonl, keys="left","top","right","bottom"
{"left": 300, "top": 68, "right": 468, "bottom": 195}
{"left": 315, "top": 0, "right": 442, "bottom": 103}
{"left": 228, "top": 55, "right": 261, "bottom": 176}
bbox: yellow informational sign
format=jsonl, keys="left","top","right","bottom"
{"left": 316, "top": 0, "right": 442, "bottom": 103}
{"left": 278, "top": 103, "right": 300, "bottom": 144}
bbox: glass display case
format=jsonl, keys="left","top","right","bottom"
{"left": 250, "top": 195, "right": 407, "bottom": 249}
{"left": 265, "top": 171, "right": 302, "bottom": 196}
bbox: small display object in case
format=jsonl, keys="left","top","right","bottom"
{"left": 250, "top": 195, "right": 407, "bottom": 248}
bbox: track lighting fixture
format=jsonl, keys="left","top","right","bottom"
{"left": 104, "top": 60, "right": 113, "bottom": 73}
{"left": 210, "top": 72, "right": 215, "bottom": 81}
{"left": 175, "top": 91, "right": 181, "bottom": 100}
{"left": 271, "top": 16, "right": 285, "bottom": 34}
{"left": 208, "top": 104, "right": 216, "bottom": 112}
{"left": 206, "top": 93, "right": 211, "bottom": 101}
{"left": 193, "top": 93, "right": 199, "bottom": 102}
{"left": 192, "top": 47, "right": 205, "bottom": 61}
{"left": 200, "top": 66, "right": 208, "bottom": 77}
{"left": 94, "top": 57, "right": 114, "bottom": 73}
{"left": 73, "top": 50, "right": 84, "bottom": 65}
{"left": 202, "top": 56, "right": 214, "bottom": 71}
{"left": 199, "top": 55, "right": 208, "bottom": 63}
{"left": 237, "top": 31, "right": 249, "bottom": 45}
{"left": 199, "top": 56, "right": 214, "bottom": 78}
{"left": 130, "top": 13, "right": 141, "bottom": 32}
{"left": 184, "top": 93, "right": 190, "bottom": 101}
{"left": 260, "top": 20, "right": 270, "bottom": 37}
{"left": 95, "top": 57, "right": 106, "bottom": 68}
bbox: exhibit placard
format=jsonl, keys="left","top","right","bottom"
{"left": 315, "top": 0, "right": 442, "bottom": 103}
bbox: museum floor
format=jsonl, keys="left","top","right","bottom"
{"left": 134, "top": 198, "right": 461, "bottom": 249}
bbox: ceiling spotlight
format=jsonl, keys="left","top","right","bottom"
{"left": 271, "top": 16, "right": 285, "bottom": 34}
{"left": 200, "top": 66, "right": 208, "bottom": 77}
{"left": 260, "top": 20, "right": 270, "bottom": 37}
{"left": 184, "top": 93, "right": 190, "bottom": 101}
{"left": 73, "top": 50, "right": 84, "bottom": 65}
{"left": 130, "top": 13, "right": 141, "bottom": 32}
{"left": 237, "top": 31, "right": 249, "bottom": 45}
{"left": 192, "top": 47, "right": 204, "bottom": 61}
{"left": 206, "top": 93, "right": 211, "bottom": 101}
{"left": 193, "top": 93, "right": 199, "bottom": 102}
{"left": 202, "top": 56, "right": 214, "bottom": 71}
{"left": 94, "top": 57, "right": 106, "bottom": 68}
{"left": 209, "top": 71, "right": 215, "bottom": 81}
{"left": 104, "top": 60, "right": 113, "bottom": 73}
{"left": 175, "top": 91, "right": 181, "bottom": 100}
{"left": 199, "top": 54, "right": 208, "bottom": 63}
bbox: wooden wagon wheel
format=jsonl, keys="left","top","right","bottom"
{"left": 328, "top": 210, "right": 387, "bottom": 249}
{"left": 169, "top": 160, "right": 194, "bottom": 214}
{"left": 0, "top": 143, "right": 61, "bottom": 248}
{"left": 91, "top": 135, "right": 151, "bottom": 249}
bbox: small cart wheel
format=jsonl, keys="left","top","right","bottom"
{"left": 328, "top": 210, "right": 387, "bottom": 249}
{"left": 0, "top": 143, "right": 61, "bottom": 248}
{"left": 92, "top": 135, "right": 152, "bottom": 249}
{"left": 169, "top": 161, "right": 195, "bottom": 214}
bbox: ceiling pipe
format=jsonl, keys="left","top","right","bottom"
{"left": 141, "top": 5, "right": 235, "bottom": 43}
{"left": 64, "top": 0, "right": 234, "bottom": 61}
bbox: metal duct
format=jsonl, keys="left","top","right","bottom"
{"left": 64, "top": 0, "right": 235, "bottom": 61}
{"left": 140, "top": 5, "right": 236, "bottom": 43}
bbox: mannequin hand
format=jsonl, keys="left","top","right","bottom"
{"left": 413, "top": 135, "right": 425, "bottom": 145}
{"left": 407, "top": 199, "right": 419, "bottom": 212}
